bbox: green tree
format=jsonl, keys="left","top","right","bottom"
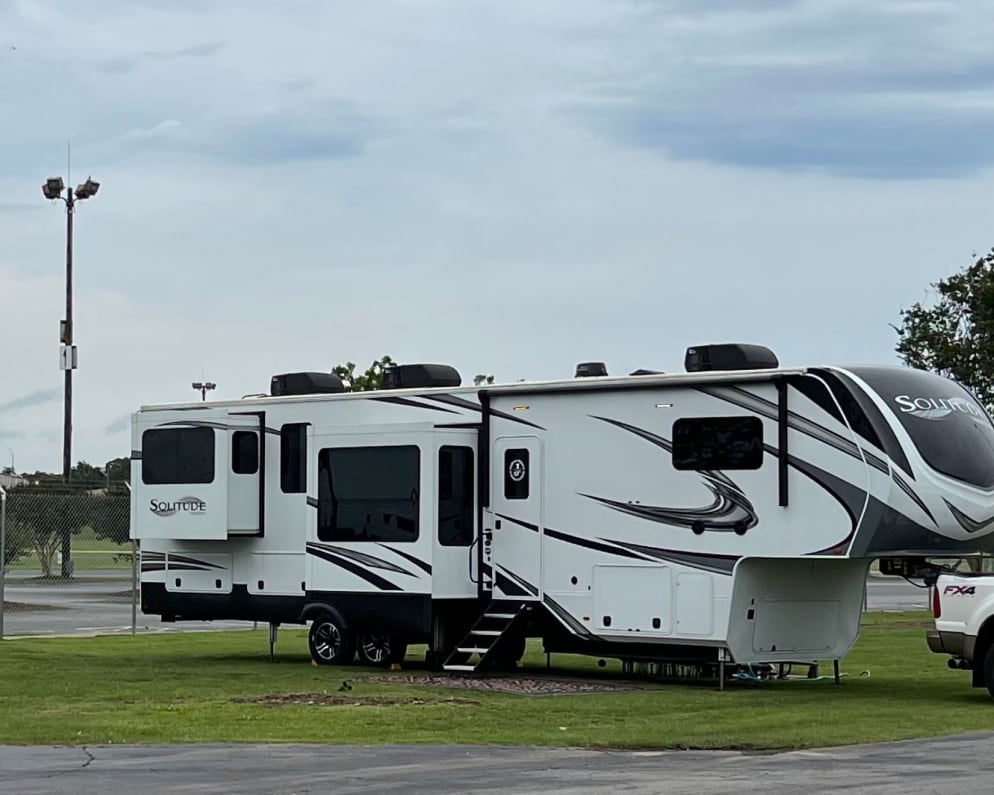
{"left": 894, "top": 247, "right": 994, "bottom": 410}
{"left": 331, "top": 357, "right": 495, "bottom": 391}
{"left": 332, "top": 355, "right": 396, "bottom": 391}
{"left": 104, "top": 456, "right": 130, "bottom": 485}
{"left": 70, "top": 460, "right": 105, "bottom": 488}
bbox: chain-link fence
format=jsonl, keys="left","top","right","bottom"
{"left": 0, "top": 484, "right": 137, "bottom": 637}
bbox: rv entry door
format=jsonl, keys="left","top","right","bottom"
{"left": 491, "top": 436, "right": 543, "bottom": 601}
{"left": 226, "top": 412, "right": 264, "bottom": 536}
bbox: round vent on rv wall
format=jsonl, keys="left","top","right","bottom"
{"left": 684, "top": 344, "right": 779, "bottom": 373}
{"left": 381, "top": 364, "right": 462, "bottom": 390}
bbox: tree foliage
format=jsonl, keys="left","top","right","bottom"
{"left": 331, "top": 355, "right": 396, "bottom": 392}
{"left": 331, "top": 356, "right": 495, "bottom": 391}
{"left": 894, "top": 248, "right": 994, "bottom": 410}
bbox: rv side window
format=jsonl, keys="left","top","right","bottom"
{"left": 141, "top": 427, "right": 215, "bottom": 485}
{"left": 280, "top": 423, "right": 308, "bottom": 493}
{"left": 316, "top": 445, "right": 420, "bottom": 543}
{"left": 672, "top": 417, "right": 763, "bottom": 470}
{"left": 439, "top": 446, "right": 474, "bottom": 547}
{"left": 231, "top": 431, "right": 259, "bottom": 475}
{"left": 504, "top": 449, "right": 530, "bottom": 499}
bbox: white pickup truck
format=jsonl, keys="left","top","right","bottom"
{"left": 926, "top": 569, "right": 994, "bottom": 697}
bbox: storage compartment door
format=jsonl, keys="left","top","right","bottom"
{"left": 132, "top": 412, "right": 230, "bottom": 541}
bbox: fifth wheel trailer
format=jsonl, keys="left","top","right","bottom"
{"left": 130, "top": 345, "right": 994, "bottom": 675}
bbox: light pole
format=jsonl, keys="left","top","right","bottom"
{"left": 192, "top": 381, "right": 216, "bottom": 401}
{"left": 42, "top": 173, "right": 100, "bottom": 578}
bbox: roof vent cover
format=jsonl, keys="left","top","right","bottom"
{"left": 381, "top": 363, "right": 462, "bottom": 390}
{"left": 684, "top": 344, "right": 779, "bottom": 373}
{"left": 270, "top": 372, "right": 347, "bottom": 397}
{"left": 574, "top": 361, "right": 608, "bottom": 378}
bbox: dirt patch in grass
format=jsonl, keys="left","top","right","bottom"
{"left": 365, "top": 673, "right": 641, "bottom": 695}
{"left": 232, "top": 692, "right": 480, "bottom": 707}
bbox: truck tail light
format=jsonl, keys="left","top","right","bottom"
{"left": 932, "top": 585, "right": 941, "bottom": 619}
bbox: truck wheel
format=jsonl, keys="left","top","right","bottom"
{"left": 356, "top": 633, "right": 407, "bottom": 667}
{"left": 984, "top": 644, "right": 994, "bottom": 699}
{"left": 308, "top": 613, "right": 356, "bottom": 666}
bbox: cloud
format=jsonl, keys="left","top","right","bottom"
{"left": 562, "top": 0, "right": 994, "bottom": 179}
{"left": 104, "top": 415, "right": 130, "bottom": 435}
{"left": 0, "top": 390, "right": 59, "bottom": 414}
{"left": 114, "top": 101, "right": 380, "bottom": 166}
{"left": 92, "top": 40, "right": 224, "bottom": 75}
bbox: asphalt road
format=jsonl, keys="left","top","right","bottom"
{"left": 0, "top": 571, "right": 930, "bottom": 638}
{"left": 2, "top": 733, "right": 994, "bottom": 794}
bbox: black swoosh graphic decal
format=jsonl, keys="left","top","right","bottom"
{"left": 495, "top": 570, "right": 531, "bottom": 597}
{"left": 944, "top": 500, "right": 994, "bottom": 535}
{"left": 306, "top": 544, "right": 401, "bottom": 591}
{"left": 494, "top": 513, "right": 653, "bottom": 562}
{"left": 580, "top": 476, "right": 758, "bottom": 533}
{"left": 308, "top": 542, "right": 417, "bottom": 577}
{"left": 893, "top": 471, "right": 936, "bottom": 524}
{"left": 370, "top": 396, "right": 460, "bottom": 414}
{"left": 495, "top": 565, "right": 538, "bottom": 596}
{"left": 604, "top": 541, "right": 738, "bottom": 574}
{"left": 585, "top": 416, "right": 757, "bottom": 532}
{"left": 378, "top": 544, "right": 432, "bottom": 575}
{"left": 543, "top": 594, "right": 596, "bottom": 638}
{"left": 423, "top": 394, "right": 482, "bottom": 411}
{"left": 167, "top": 553, "right": 226, "bottom": 570}
{"left": 699, "top": 385, "right": 891, "bottom": 475}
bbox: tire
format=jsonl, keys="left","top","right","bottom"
{"left": 984, "top": 644, "right": 994, "bottom": 699}
{"left": 308, "top": 613, "right": 356, "bottom": 666}
{"left": 356, "top": 633, "right": 408, "bottom": 667}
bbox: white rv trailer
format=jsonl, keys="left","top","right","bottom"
{"left": 130, "top": 345, "right": 994, "bottom": 676}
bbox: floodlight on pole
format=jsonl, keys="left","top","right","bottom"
{"left": 41, "top": 158, "right": 100, "bottom": 578}
{"left": 192, "top": 381, "right": 216, "bottom": 401}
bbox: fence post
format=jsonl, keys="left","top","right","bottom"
{"left": 126, "top": 482, "right": 136, "bottom": 635}
{"left": 1, "top": 484, "right": 7, "bottom": 640}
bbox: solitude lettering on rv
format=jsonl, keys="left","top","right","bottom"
{"left": 894, "top": 395, "right": 984, "bottom": 418}
{"left": 150, "top": 498, "right": 207, "bottom": 517}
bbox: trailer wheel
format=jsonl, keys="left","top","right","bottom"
{"left": 308, "top": 613, "right": 355, "bottom": 666}
{"left": 984, "top": 644, "right": 994, "bottom": 699}
{"left": 356, "top": 633, "right": 407, "bottom": 667}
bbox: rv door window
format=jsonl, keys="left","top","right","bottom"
{"left": 231, "top": 431, "right": 259, "bottom": 475}
{"left": 316, "top": 445, "right": 420, "bottom": 542}
{"left": 672, "top": 416, "right": 763, "bottom": 470}
{"left": 280, "top": 423, "right": 308, "bottom": 493}
{"left": 141, "top": 427, "right": 215, "bottom": 484}
{"left": 504, "top": 449, "right": 530, "bottom": 499}
{"left": 439, "top": 446, "right": 474, "bottom": 547}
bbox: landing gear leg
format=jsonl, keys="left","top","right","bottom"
{"left": 269, "top": 622, "right": 279, "bottom": 662}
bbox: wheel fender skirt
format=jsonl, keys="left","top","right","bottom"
{"left": 301, "top": 602, "right": 348, "bottom": 629}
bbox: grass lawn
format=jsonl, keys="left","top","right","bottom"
{"left": 9, "top": 527, "right": 133, "bottom": 572}
{"left": 0, "top": 610, "right": 990, "bottom": 750}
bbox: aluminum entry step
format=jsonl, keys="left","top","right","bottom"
{"left": 471, "top": 629, "right": 503, "bottom": 636}
{"left": 443, "top": 665, "right": 476, "bottom": 672}
{"left": 457, "top": 647, "right": 490, "bottom": 654}
{"left": 484, "top": 613, "right": 517, "bottom": 620}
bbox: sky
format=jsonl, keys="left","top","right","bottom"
{"left": 2, "top": 0, "right": 994, "bottom": 474}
